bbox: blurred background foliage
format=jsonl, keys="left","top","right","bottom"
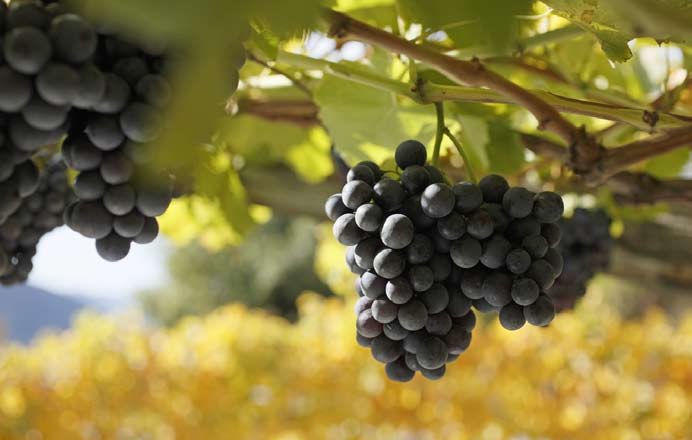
{"left": 1, "top": 0, "right": 692, "bottom": 438}
{"left": 0, "top": 291, "right": 690, "bottom": 439}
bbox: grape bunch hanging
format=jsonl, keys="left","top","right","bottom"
{"left": 0, "top": 0, "right": 246, "bottom": 283}
{"left": 548, "top": 208, "right": 613, "bottom": 311}
{"left": 326, "top": 140, "right": 565, "bottom": 381}
{"left": 0, "top": 161, "right": 72, "bottom": 284}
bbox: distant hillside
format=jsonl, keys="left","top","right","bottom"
{"left": 0, "top": 285, "right": 87, "bottom": 344}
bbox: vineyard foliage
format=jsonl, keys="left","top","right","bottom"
{"left": 64, "top": 0, "right": 692, "bottom": 239}
{"left": 0, "top": 289, "right": 691, "bottom": 439}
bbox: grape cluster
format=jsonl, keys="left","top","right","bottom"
{"left": 326, "top": 140, "right": 565, "bottom": 381}
{"left": 0, "top": 0, "right": 247, "bottom": 263}
{"left": 547, "top": 208, "right": 612, "bottom": 311}
{"left": 60, "top": 25, "right": 175, "bottom": 262}
{"left": 0, "top": 161, "right": 72, "bottom": 284}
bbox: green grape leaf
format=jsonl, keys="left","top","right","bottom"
{"left": 486, "top": 124, "right": 526, "bottom": 175}
{"left": 314, "top": 73, "right": 436, "bottom": 164}
{"left": 249, "top": 22, "right": 281, "bottom": 60}
{"left": 645, "top": 147, "right": 690, "bottom": 178}
{"left": 397, "top": 0, "right": 533, "bottom": 54}
{"left": 589, "top": 26, "right": 633, "bottom": 63}
{"left": 456, "top": 115, "right": 490, "bottom": 175}
{"left": 195, "top": 154, "right": 256, "bottom": 236}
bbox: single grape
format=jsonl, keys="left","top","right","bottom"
{"left": 478, "top": 174, "right": 509, "bottom": 203}
{"left": 324, "top": 194, "right": 350, "bottom": 221}
{"left": 373, "top": 178, "right": 405, "bottom": 212}
{"left": 511, "top": 277, "right": 540, "bottom": 306}
{"left": 103, "top": 184, "right": 136, "bottom": 216}
{"left": 400, "top": 165, "right": 430, "bottom": 194}
{"left": 466, "top": 210, "right": 494, "bottom": 240}
{"left": 394, "top": 139, "right": 427, "bottom": 169}
{"left": 502, "top": 187, "right": 534, "bottom": 218}
{"left": 86, "top": 115, "right": 125, "bottom": 151}
{"left": 421, "top": 183, "right": 455, "bottom": 218}
{"left": 425, "top": 311, "right": 452, "bottom": 336}
{"left": 95, "top": 232, "right": 131, "bottom": 262}
{"left": 453, "top": 181, "right": 483, "bottom": 213}
{"left": 360, "top": 271, "right": 386, "bottom": 299}
{"left": 437, "top": 212, "right": 466, "bottom": 240}
{"left": 355, "top": 203, "right": 383, "bottom": 232}
{"left": 385, "top": 357, "right": 415, "bottom": 382}
{"left": 402, "top": 330, "right": 426, "bottom": 354}
{"left": 383, "top": 320, "right": 409, "bottom": 341}
{"left": 136, "top": 74, "right": 171, "bottom": 108}
{"left": 100, "top": 151, "right": 133, "bottom": 185}
{"left": 405, "top": 233, "right": 434, "bottom": 265}
{"left": 472, "top": 298, "right": 499, "bottom": 313}
{"left": 446, "top": 287, "right": 472, "bottom": 318}
{"left": 372, "top": 298, "right": 398, "bottom": 324}
{"left": 397, "top": 299, "right": 428, "bottom": 331}
{"left": 533, "top": 191, "right": 564, "bottom": 223}
{"left": 404, "top": 352, "right": 421, "bottom": 371}
{"left": 48, "top": 13, "right": 97, "bottom": 63}
{"left": 416, "top": 336, "right": 447, "bottom": 370}
{"left": 4, "top": 27, "right": 52, "bottom": 74}
{"left": 354, "top": 296, "right": 375, "bottom": 315}
{"left": 0, "top": 66, "right": 32, "bottom": 112}
{"left": 408, "top": 264, "right": 434, "bottom": 292}
{"left": 527, "top": 259, "right": 558, "bottom": 290}
{"left": 385, "top": 277, "right": 414, "bottom": 304}
{"left": 36, "top": 63, "right": 80, "bottom": 105}
{"left": 454, "top": 310, "right": 477, "bottom": 331}
{"left": 133, "top": 217, "right": 159, "bottom": 244}
{"left": 544, "top": 248, "right": 564, "bottom": 277}
{"left": 421, "top": 365, "right": 446, "bottom": 380}
{"left": 522, "top": 234, "right": 549, "bottom": 259}
{"left": 69, "top": 201, "right": 113, "bottom": 239}
{"left": 354, "top": 237, "right": 381, "bottom": 271}
{"left": 524, "top": 294, "right": 555, "bottom": 326}
{"left": 92, "top": 74, "right": 131, "bottom": 114}
{"left": 373, "top": 248, "right": 406, "bottom": 279}
{"left": 346, "top": 163, "right": 376, "bottom": 185}
{"left": 480, "top": 234, "right": 511, "bottom": 269}
{"left": 120, "top": 102, "right": 161, "bottom": 143}
{"left": 357, "top": 309, "right": 383, "bottom": 338}
{"left": 113, "top": 56, "right": 150, "bottom": 86}
{"left": 113, "top": 210, "right": 146, "bottom": 238}
{"left": 341, "top": 180, "right": 372, "bottom": 210}
{"left": 21, "top": 95, "right": 69, "bottom": 130}
{"left": 402, "top": 195, "right": 436, "bottom": 230}
{"left": 460, "top": 267, "right": 486, "bottom": 299}
{"left": 499, "top": 303, "right": 526, "bottom": 330}
{"left": 73, "top": 64, "right": 107, "bottom": 109}
{"left": 380, "top": 214, "right": 414, "bottom": 250}
{"left": 506, "top": 248, "right": 531, "bottom": 275}
{"left": 356, "top": 334, "right": 372, "bottom": 348}
{"left": 444, "top": 326, "right": 472, "bottom": 354}
{"left": 370, "top": 334, "right": 403, "bottom": 363}
{"left": 481, "top": 271, "right": 513, "bottom": 307}
{"left": 419, "top": 283, "right": 449, "bottom": 314}
{"left": 450, "top": 236, "right": 481, "bottom": 269}
{"left": 541, "top": 222, "right": 562, "bottom": 248}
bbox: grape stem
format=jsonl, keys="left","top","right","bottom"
{"left": 443, "top": 127, "right": 476, "bottom": 184}
{"left": 432, "top": 102, "right": 444, "bottom": 167}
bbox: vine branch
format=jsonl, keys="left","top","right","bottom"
{"left": 521, "top": 133, "right": 692, "bottom": 203}
{"left": 321, "top": 8, "right": 602, "bottom": 169}
{"left": 597, "top": 126, "right": 692, "bottom": 180}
